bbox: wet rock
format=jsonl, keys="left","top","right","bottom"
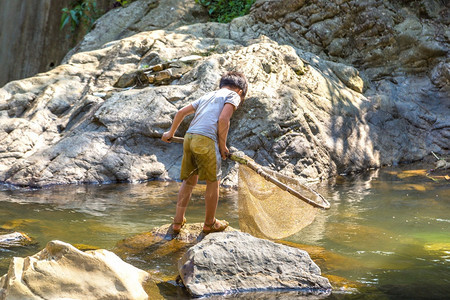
{"left": 0, "top": 240, "right": 149, "bottom": 300}
{"left": 114, "top": 223, "right": 237, "bottom": 258}
{"left": 178, "top": 231, "right": 331, "bottom": 297}
{"left": 151, "top": 222, "right": 237, "bottom": 243}
{"left": 113, "top": 223, "right": 238, "bottom": 285}
{"left": 0, "top": 231, "right": 33, "bottom": 248}
{"left": 113, "top": 230, "right": 192, "bottom": 284}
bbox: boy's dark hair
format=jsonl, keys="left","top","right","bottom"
{"left": 219, "top": 71, "right": 248, "bottom": 97}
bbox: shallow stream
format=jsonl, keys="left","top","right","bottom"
{"left": 0, "top": 164, "right": 449, "bottom": 299}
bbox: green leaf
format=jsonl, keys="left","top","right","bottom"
{"left": 60, "top": 14, "right": 70, "bottom": 29}
{"left": 70, "top": 10, "right": 79, "bottom": 25}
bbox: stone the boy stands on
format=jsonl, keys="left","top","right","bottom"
{"left": 161, "top": 71, "right": 248, "bottom": 234}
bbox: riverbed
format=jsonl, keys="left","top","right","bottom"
{"left": 1, "top": 164, "right": 449, "bottom": 299}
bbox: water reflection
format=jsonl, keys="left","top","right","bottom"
{"left": 0, "top": 182, "right": 181, "bottom": 216}
{"left": 0, "top": 165, "right": 449, "bottom": 299}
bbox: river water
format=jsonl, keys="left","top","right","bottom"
{"left": 0, "top": 164, "right": 449, "bottom": 299}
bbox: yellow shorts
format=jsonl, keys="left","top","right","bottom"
{"left": 180, "top": 133, "right": 221, "bottom": 182}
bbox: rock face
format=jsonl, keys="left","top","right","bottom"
{"left": 0, "top": 240, "right": 149, "bottom": 300}
{"left": 178, "top": 231, "right": 331, "bottom": 297}
{"left": 251, "top": 0, "right": 449, "bottom": 74}
{"left": 0, "top": 0, "right": 448, "bottom": 187}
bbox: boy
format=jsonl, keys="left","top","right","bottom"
{"left": 161, "top": 71, "right": 248, "bottom": 234}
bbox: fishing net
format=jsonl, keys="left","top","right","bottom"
{"left": 238, "top": 162, "right": 324, "bottom": 240}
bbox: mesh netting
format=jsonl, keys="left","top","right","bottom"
{"left": 238, "top": 164, "right": 319, "bottom": 240}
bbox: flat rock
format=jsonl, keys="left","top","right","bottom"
{"left": 151, "top": 222, "right": 238, "bottom": 243}
{"left": 178, "top": 231, "right": 332, "bottom": 297}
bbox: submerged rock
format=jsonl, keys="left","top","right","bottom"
{"left": 1, "top": 219, "right": 39, "bottom": 231}
{"left": 178, "top": 231, "right": 332, "bottom": 297}
{"left": 0, "top": 230, "right": 33, "bottom": 248}
{"left": 0, "top": 240, "right": 149, "bottom": 300}
{"left": 278, "top": 240, "right": 359, "bottom": 273}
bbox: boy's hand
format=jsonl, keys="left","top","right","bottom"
{"left": 220, "top": 145, "right": 229, "bottom": 160}
{"left": 161, "top": 131, "right": 173, "bottom": 143}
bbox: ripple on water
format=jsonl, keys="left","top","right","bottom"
{"left": 0, "top": 166, "right": 449, "bottom": 299}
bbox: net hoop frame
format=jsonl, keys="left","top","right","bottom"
{"left": 232, "top": 154, "right": 330, "bottom": 209}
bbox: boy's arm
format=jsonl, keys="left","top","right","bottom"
{"left": 217, "top": 103, "right": 236, "bottom": 159}
{"left": 161, "top": 104, "right": 195, "bottom": 142}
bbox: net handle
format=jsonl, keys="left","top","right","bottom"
{"left": 158, "top": 135, "right": 330, "bottom": 209}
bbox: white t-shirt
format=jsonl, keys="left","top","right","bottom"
{"left": 187, "top": 88, "right": 241, "bottom": 143}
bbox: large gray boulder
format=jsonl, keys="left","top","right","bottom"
{"left": 0, "top": 240, "right": 149, "bottom": 300}
{"left": 178, "top": 231, "right": 331, "bottom": 297}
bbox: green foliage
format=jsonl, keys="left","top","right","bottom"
{"left": 61, "top": 0, "right": 136, "bottom": 34}
{"left": 60, "top": 0, "right": 100, "bottom": 33}
{"left": 195, "top": 0, "right": 256, "bottom": 23}
{"left": 115, "top": 0, "right": 133, "bottom": 6}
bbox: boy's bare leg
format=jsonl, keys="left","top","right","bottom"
{"left": 173, "top": 174, "right": 198, "bottom": 231}
{"left": 203, "top": 179, "right": 224, "bottom": 230}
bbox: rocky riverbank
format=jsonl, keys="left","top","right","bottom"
{"left": 0, "top": 0, "right": 448, "bottom": 188}
{"left": 0, "top": 228, "right": 331, "bottom": 299}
